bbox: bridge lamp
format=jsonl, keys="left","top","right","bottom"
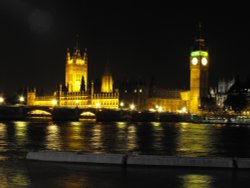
{"left": 52, "top": 99, "right": 57, "bottom": 106}
{"left": 95, "top": 102, "right": 100, "bottom": 108}
{"left": 0, "top": 97, "right": 4, "bottom": 104}
{"left": 120, "top": 102, "right": 124, "bottom": 108}
{"left": 19, "top": 96, "right": 25, "bottom": 103}
{"left": 130, "top": 104, "right": 135, "bottom": 110}
{"left": 75, "top": 100, "right": 79, "bottom": 105}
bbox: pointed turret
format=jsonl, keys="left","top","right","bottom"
{"left": 194, "top": 22, "right": 206, "bottom": 51}
{"left": 66, "top": 48, "right": 71, "bottom": 62}
{"left": 101, "top": 60, "right": 113, "bottom": 93}
{"left": 83, "top": 48, "right": 88, "bottom": 61}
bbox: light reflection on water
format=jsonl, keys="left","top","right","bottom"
{"left": 0, "top": 121, "right": 250, "bottom": 187}
{"left": 0, "top": 161, "right": 30, "bottom": 187}
{"left": 180, "top": 174, "right": 214, "bottom": 188}
{"left": 46, "top": 123, "right": 62, "bottom": 150}
{"left": 90, "top": 124, "right": 102, "bottom": 152}
{"left": 0, "top": 123, "right": 7, "bottom": 160}
{"left": 176, "top": 123, "right": 213, "bottom": 157}
{"left": 1, "top": 121, "right": 250, "bottom": 157}
{"left": 127, "top": 125, "right": 137, "bottom": 152}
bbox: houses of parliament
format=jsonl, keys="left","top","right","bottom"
{"left": 27, "top": 30, "right": 209, "bottom": 114}
{"left": 27, "top": 45, "right": 119, "bottom": 109}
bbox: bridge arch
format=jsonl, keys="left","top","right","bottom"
{"left": 26, "top": 109, "right": 52, "bottom": 118}
{"left": 79, "top": 111, "right": 96, "bottom": 120}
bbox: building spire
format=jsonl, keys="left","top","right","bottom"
{"left": 75, "top": 34, "right": 79, "bottom": 50}
{"left": 66, "top": 48, "right": 71, "bottom": 62}
{"left": 195, "top": 22, "right": 206, "bottom": 51}
{"left": 104, "top": 56, "right": 111, "bottom": 75}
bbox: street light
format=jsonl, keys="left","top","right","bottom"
{"left": 120, "top": 102, "right": 124, "bottom": 108}
{"left": 0, "top": 97, "right": 4, "bottom": 104}
{"left": 130, "top": 104, "right": 135, "bottom": 110}
{"left": 19, "top": 96, "right": 25, "bottom": 103}
{"left": 52, "top": 99, "right": 57, "bottom": 106}
{"left": 95, "top": 102, "right": 100, "bottom": 108}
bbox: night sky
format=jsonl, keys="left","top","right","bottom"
{"left": 1, "top": 2, "right": 250, "bottom": 95}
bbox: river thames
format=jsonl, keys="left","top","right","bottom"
{"left": 1, "top": 121, "right": 250, "bottom": 187}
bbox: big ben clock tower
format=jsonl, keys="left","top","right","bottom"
{"left": 189, "top": 24, "right": 209, "bottom": 114}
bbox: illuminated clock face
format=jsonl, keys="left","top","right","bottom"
{"left": 201, "top": 57, "right": 208, "bottom": 66}
{"left": 192, "top": 57, "right": 198, "bottom": 65}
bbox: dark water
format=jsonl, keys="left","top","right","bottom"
{"left": 1, "top": 121, "right": 250, "bottom": 187}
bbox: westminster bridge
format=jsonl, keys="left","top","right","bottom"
{"left": 0, "top": 105, "right": 189, "bottom": 122}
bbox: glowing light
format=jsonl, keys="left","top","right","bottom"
{"left": 177, "top": 107, "right": 188, "bottom": 114}
{"left": 52, "top": 99, "right": 57, "bottom": 106}
{"left": 19, "top": 96, "right": 25, "bottom": 102}
{"left": 95, "top": 102, "right": 101, "bottom": 108}
{"left": 191, "top": 51, "right": 208, "bottom": 57}
{"left": 130, "top": 104, "right": 135, "bottom": 110}
{"left": 201, "top": 57, "right": 208, "bottom": 66}
{"left": 158, "top": 106, "right": 163, "bottom": 112}
{"left": 75, "top": 100, "right": 79, "bottom": 105}
{"left": 120, "top": 102, "right": 124, "bottom": 107}
{"left": 149, "top": 108, "right": 156, "bottom": 112}
{"left": 192, "top": 57, "right": 198, "bottom": 65}
{"left": 182, "top": 107, "right": 187, "bottom": 113}
{"left": 0, "top": 97, "right": 4, "bottom": 103}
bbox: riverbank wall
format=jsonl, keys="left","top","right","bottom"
{"left": 26, "top": 151, "right": 250, "bottom": 169}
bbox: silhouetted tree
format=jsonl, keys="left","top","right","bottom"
{"left": 224, "top": 76, "right": 248, "bottom": 112}
{"left": 80, "top": 76, "right": 85, "bottom": 92}
{"left": 224, "top": 93, "right": 248, "bottom": 112}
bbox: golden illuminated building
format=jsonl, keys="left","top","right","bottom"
{"left": 101, "top": 63, "right": 113, "bottom": 93}
{"left": 27, "top": 44, "right": 119, "bottom": 109}
{"left": 189, "top": 26, "right": 209, "bottom": 113}
{"left": 65, "top": 48, "right": 88, "bottom": 92}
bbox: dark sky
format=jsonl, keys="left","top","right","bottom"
{"left": 1, "top": 1, "right": 250, "bottom": 95}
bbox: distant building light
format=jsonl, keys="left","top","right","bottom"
{"left": 177, "top": 107, "right": 187, "bottom": 114}
{"left": 158, "top": 106, "right": 163, "bottom": 112}
{"left": 124, "top": 90, "right": 127, "bottom": 93}
{"left": 95, "top": 102, "right": 101, "bottom": 108}
{"left": 52, "top": 99, "right": 57, "bottom": 106}
{"left": 139, "top": 89, "right": 142, "bottom": 93}
{"left": 75, "top": 100, "right": 79, "bottom": 105}
{"left": 134, "top": 89, "right": 137, "bottom": 93}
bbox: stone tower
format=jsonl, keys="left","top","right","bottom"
{"left": 189, "top": 24, "right": 209, "bottom": 113}
{"left": 65, "top": 45, "right": 88, "bottom": 92}
{"left": 101, "top": 62, "right": 113, "bottom": 93}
